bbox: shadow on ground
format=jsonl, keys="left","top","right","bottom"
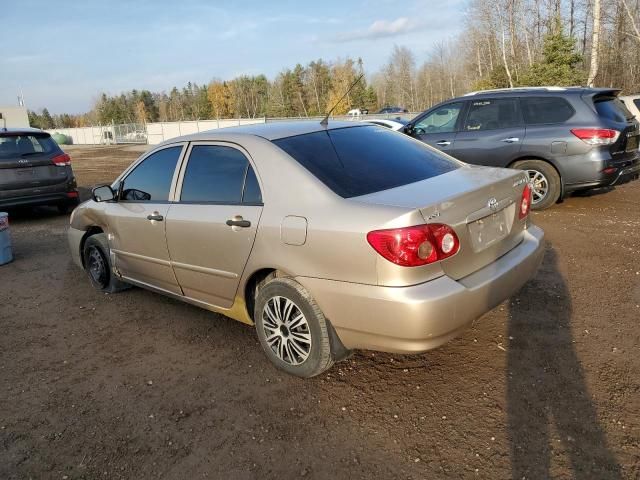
{"left": 507, "top": 245, "right": 622, "bottom": 479}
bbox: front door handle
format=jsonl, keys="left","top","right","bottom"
{"left": 436, "top": 140, "right": 451, "bottom": 147}
{"left": 501, "top": 137, "right": 520, "bottom": 143}
{"left": 146, "top": 213, "right": 164, "bottom": 221}
{"left": 226, "top": 218, "right": 251, "bottom": 228}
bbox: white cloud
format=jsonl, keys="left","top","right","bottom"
{"left": 334, "top": 17, "right": 421, "bottom": 42}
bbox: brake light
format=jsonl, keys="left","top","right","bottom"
{"left": 367, "top": 223, "right": 460, "bottom": 267}
{"left": 52, "top": 153, "right": 71, "bottom": 166}
{"left": 519, "top": 183, "right": 532, "bottom": 220}
{"left": 570, "top": 128, "right": 619, "bottom": 145}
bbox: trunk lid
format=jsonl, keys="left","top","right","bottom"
{"left": 354, "top": 166, "right": 529, "bottom": 282}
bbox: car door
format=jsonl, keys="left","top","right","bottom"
{"left": 165, "top": 143, "right": 263, "bottom": 308}
{"left": 410, "top": 101, "right": 466, "bottom": 155}
{"left": 452, "top": 97, "right": 525, "bottom": 167}
{"left": 105, "top": 144, "right": 185, "bottom": 294}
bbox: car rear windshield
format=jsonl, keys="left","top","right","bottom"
{"left": 594, "top": 96, "right": 633, "bottom": 122}
{"left": 0, "top": 133, "right": 58, "bottom": 159}
{"left": 273, "top": 125, "right": 459, "bottom": 198}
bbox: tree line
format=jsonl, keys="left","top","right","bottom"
{"left": 29, "top": 0, "right": 640, "bottom": 129}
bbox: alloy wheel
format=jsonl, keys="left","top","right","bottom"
{"left": 526, "top": 169, "right": 549, "bottom": 205}
{"left": 262, "top": 296, "right": 312, "bottom": 365}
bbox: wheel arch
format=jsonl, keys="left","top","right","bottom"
{"left": 79, "top": 226, "right": 104, "bottom": 268}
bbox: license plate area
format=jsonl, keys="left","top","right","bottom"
{"left": 16, "top": 168, "right": 35, "bottom": 177}
{"left": 627, "top": 134, "right": 639, "bottom": 152}
{"left": 468, "top": 203, "right": 515, "bottom": 252}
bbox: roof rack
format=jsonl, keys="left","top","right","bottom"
{"left": 463, "top": 86, "right": 570, "bottom": 96}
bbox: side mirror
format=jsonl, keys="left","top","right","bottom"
{"left": 404, "top": 124, "right": 414, "bottom": 135}
{"left": 92, "top": 185, "right": 115, "bottom": 202}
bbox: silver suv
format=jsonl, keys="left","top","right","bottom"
{"left": 406, "top": 87, "right": 640, "bottom": 209}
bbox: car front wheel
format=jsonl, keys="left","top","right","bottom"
{"left": 82, "top": 233, "right": 129, "bottom": 293}
{"left": 254, "top": 276, "right": 334, "bottom": 378}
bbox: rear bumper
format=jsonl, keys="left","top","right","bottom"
{"left": 297, "top": 225, "right": 545, "bottom": 354}
{"left": 564, "top": 154, "right": 640, "bottom": 192}
{"left": 0, "top": 191, "right": 79, "bottom": 209}
{"left": 0, "top": 178, "right": 78, "bottom": 209}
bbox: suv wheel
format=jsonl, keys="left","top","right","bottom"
{"left": 511, "top": 160, "right": 561, "bottom": 210}
{"left": 254, "top": 276, "right": 334, "bottom": 378}
{"left": 83, "top": 233, "right": 130, "bottom": 293}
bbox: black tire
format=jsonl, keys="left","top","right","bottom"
{"left": 254, "top": 275, "right": 334, "bottom": 378}
{"left": 82, "top": 233, "right": 130, "bottom": 293}
{"left": 511, "top": 159, "right": 561, "bottom": 210}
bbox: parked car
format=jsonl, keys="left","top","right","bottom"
{"left": 378, "top": 106, "right": 409, "bottom": 114}
{"left": 620, "top": 94, "right": 640, "bottom": 119}
{"left": 347, "top": 108, "right": 369, "bottom": 117}
{"left": 68, "top": 121, "right": 544, "bottom": 377}
{"left": 0, "top": 127, "right": 79, "bottom": 212}
{"left": 406, "top": 87, "right": 640, "bottom": 210}
{"left": 362, "top": 118, "right": 408, "bottom": 131}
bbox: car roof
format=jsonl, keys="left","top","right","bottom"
{"left": 0, "top": 127, "right": 47, "bottom": 135}
{"left": 462, "top": 86, "right": 620, "bottom": 99}
{"left": 158, "top": 120, "right": 363, "bottom": 145}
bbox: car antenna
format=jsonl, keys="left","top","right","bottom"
{"left": 320, "top": 73, "right": 365, "bottom": 127}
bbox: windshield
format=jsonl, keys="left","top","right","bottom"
{"left": 273, "top": 126, "right": 459, "bottom": 198}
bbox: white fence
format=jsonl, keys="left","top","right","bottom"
{"left": 46, "top": 113, "right": 416, "bottom": 146}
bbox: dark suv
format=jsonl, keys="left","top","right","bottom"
{"left": 0, "top": 128, "right": 79, "bottom": 212}
{"left": 406, "top": 87, "right": 640, "bottom": 209}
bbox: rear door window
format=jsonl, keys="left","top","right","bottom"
{"left": 273, "top": 126, "right": 459, "bottom": 198}
{"left": 520, "top": 97, "right": 575, "bottom": 124}
{"left": 0, "top": 133, "right": 58, "bottom": 159}
{"left": 463, "top": 98, "right": 520, "bottom": 131}
{"left": 120, "top": 146, "right": 182, "bottom": 202}
{"left": 180, "top": 145, "right": 262, "bottom": 204}
{"left": 594, "top": 97, "right": 633, "bottom": 122}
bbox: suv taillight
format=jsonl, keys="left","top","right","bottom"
{"left": 519, "top": 183, "right": 532, "bottom": 220}
{"left": 367, "top": 224, "right": 460, "bottom": 267}
{"left": 571, "top": 128, "right": 620, "bottom": 145}
{"left": 52, "top": 153, "right": 71, "bottom": 166}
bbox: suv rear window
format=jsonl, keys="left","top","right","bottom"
{"left": 0, "top": 133, "right": 58, "bottom": 159}
{"left": 594, "top": 97, "right": 633, "bottom": 122}
{"left": 520, "top": 97, "right": 574, "bottom": 124}
{"left": 273, "top": 126, "right": 459, "bottom": 198}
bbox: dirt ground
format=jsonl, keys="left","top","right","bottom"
{"left": 1, "top": 145, "right": 638, "bottom": 479}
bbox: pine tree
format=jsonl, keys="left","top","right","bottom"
{"left": 520, "top": 18, "right": 585, "bottom": 87}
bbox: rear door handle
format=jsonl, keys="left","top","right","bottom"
{"left": 501, "top": 137, "right": 520, "bottom": 143}
{"left": 226, "top": 218, "right": 251, "bottom": 228}
{"left": 146, "top": 213, "right": 164, "bottom": 221}
{"left": 436, "top": 140, "right": 451, "bottom": 147}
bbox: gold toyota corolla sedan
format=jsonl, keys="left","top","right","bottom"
{"left": 68, "top": 121, "right": 544, "bottom": 377}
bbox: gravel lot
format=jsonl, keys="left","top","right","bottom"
{"left": 1, "top": 145, "right": 638, "bottom": 479}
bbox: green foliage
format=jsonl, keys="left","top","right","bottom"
{"left": 519, "top": 20, "right": 585, "bottom": 87}
{"left": 472, "top": 66, "right": 511, "bottom": 91}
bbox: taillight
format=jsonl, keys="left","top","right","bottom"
{"left": 366, "top": 223, "right": 460, "bottom": 267}
{"left": 570, "top": 128, "right": 619, "bottom": 145}
{"left": 519, "top": 183, "right": 532, "bottom": 220}
{"left": 52, "top": 153, "right": 71, "bottom": 166}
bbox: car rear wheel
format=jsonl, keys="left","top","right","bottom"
{"left": 511, "top": 159, "right": 561, "bottom": 210}
{"left": 83, "top": 233, "right": 129, "bottom": 293}
{"left": 254, "top": 276, "right": 334, "bottom": 378}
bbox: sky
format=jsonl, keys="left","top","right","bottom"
{"left": 0, "top": 0, "right": 466, "bottom": 114}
